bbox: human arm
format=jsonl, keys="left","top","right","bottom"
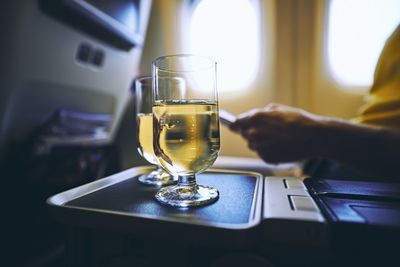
{"left": 230, "top": 103, "right": 400, "bottom": 179}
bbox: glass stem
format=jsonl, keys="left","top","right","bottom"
{"left": 178, "top": 174, "right": 196, "bottom": 188}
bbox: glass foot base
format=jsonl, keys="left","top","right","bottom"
{"left": 155, "top": 184, "right": 219, "bottom": 207}
{"left": 138, "top": 168, "right": 177, "bottom": 186}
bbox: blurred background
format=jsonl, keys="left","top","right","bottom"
{"left": 136, "top": 0, "right": 400, "bottom": 161}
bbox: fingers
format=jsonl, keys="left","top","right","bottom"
{"left": 242, "top": 127, "right": 272, "bottom": 141}
{"left": 231, "top": 109, "right": 269, "bottom": 131}
{"left": 227, "top": 103, "right": 317, "bottom": 164}
{"left": 231, "top": 103, "right": 299, "bottom": 128}
{"left": 247, "top": 140, "right": 300, "bottom": 164}
{"left": 247, "top": 141, "right": 281, "bottom": 164}
{"left": 237, "top": 108, "right": 260, "bottom": 120}
{"left": 230, "top": 108, "right": 258, "bottom": 131}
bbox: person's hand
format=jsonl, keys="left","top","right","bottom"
{"left": 230, "top": 103, "right": 325, "bottom": 163}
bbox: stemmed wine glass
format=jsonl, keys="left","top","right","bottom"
{"left": 135, "top": 77, "right": 179, "bottom": 186}
{"left": 152, "top": 55, "right": 220, "bottom": 207}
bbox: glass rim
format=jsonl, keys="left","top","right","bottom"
{"left": 152, "top": 54, "right": 217, "bottom": 73}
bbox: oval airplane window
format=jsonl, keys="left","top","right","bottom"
{"left": 327, "top": 0, "right": 400, "bottom": 88}
{"left": 189, "top": 0, "right": 260, "bottom": 94}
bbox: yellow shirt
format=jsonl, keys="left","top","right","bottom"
{"left": 355, "top": 24, "right": 400, "bottom": 129}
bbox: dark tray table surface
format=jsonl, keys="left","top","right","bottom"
{"left": 48, "top": 166, "right": 263, "bottom": 230}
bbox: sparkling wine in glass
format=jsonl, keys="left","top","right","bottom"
{"left": 135, "top": 76, "right": 179, "bottom": 186}
{"left": 152, "top": 55, "right": 220, "bottom": 207}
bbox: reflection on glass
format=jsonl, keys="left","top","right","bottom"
{"left": 135, "top": 77, "right": 178, "bottom": 186}
{"left": 153, "top": 55, "right": 220, "bottom": 207}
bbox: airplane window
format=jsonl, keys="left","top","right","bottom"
{"left": 327, "top": 0, "right": 400, "bottom": 88}
{"left": 188, "top": 0, "right": 260, "bottom": 93}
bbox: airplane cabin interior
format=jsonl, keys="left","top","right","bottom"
{"left": 1, "top": 0, "right": 399, "bottom": 266}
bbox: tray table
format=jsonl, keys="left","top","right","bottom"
{"left": 48, "top": 166, "right": 263, "bottom": 248}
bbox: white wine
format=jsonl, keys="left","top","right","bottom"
{"left": 153, "top": 100, "right": 220, "bottom": 176}
{"left": 137, "top": 113, "right": 158, "bottom": 165}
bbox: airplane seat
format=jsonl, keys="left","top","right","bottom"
{"left": 0, "top": 0, "right": 152, "bottom": 265}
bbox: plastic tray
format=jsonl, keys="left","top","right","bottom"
{"left": 47, "top": 166, "right": 263, "bottom": 248}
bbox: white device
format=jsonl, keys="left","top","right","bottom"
{"left": 219, "top": 109, "right": 237, "bottom": 126}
